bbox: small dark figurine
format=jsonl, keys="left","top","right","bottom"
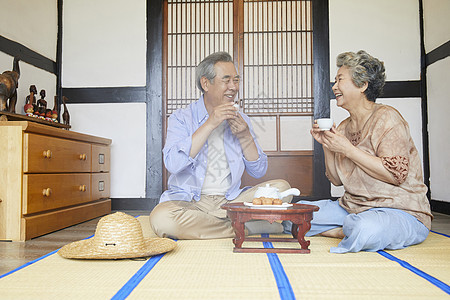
{"left": 62, "top": 96, "right": 70, "bottom": 128}
{"left": 37, "top": 89, "right": 47, "bottom": 115}
{"left": 0, "top": 57, "right": 20, "bottom": 112}
{"left": 24, "top": 85, "right": 37, "bottom": 116}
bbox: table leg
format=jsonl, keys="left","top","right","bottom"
{"left": 231, "top": 219, "right": 245, "bottom": 249}
{"left": 291, "top": 223, "right": 298, "bottom": 239}
{"left": 294, "top": 220, "right": 312, "bottom": 250}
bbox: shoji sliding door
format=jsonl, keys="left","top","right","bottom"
{"left": 163, "top": 0, "right": 314, "bottom": 195}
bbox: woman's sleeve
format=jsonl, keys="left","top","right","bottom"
{"left": 381, "top": 155, "right": 409, "bottom": 185}
{"left": 372, "top": 109, "right": 411, "bottom": 185}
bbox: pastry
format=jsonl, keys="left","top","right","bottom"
{"left": 261, "top": 197, "right": 274, "bottom": 205}
{"left": 252, "top": 198, "right": 262, "bottom": 205}
{"left": 272, "top": 198, "right": 283, "bottom": 205}
{"left": 252, "top": 197, "right": 283, "bottom": 205}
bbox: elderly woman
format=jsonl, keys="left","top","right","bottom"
{"left": 294, "top": 50, "right": 432, "bottom": 253}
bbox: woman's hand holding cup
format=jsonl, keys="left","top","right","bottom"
{"left": 317, "top": 118, "right": 333, "bottom": 131}
{"left": 311, "top": 118, "right": 334, "bottom": 145}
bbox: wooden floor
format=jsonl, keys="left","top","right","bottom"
{"left": 1, "top": 210, "right": 449, "bottom": 277}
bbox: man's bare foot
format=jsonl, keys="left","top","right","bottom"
{"left": 319, "top": 227, "right": 345, "bottom": 239}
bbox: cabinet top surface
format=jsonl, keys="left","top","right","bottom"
{"left": 0, "top": 121, "right": 112, "bottom": 145}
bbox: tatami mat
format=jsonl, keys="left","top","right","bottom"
{"left": 127, "top": 239, "right": 280, "bottom": 300}
{"left": 0, "top": 216, "right": 448, "bottom": 299}
{"left": 276, "top": 235, "right": 449, "bottom": 299}
{"left": 384, "top": 232, "right": 450, "bottom": 286}
{"left": 0, "top": 253, "right": 149, "bottom": 299}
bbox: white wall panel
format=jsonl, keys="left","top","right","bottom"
{"left": 62, "top": 0, "right": 146, "bottom": 87}
{"left": 280, "top": 116, "right": 313, "bottom": 151}
{"left": 427, "top": 57, "right": 450, "bottom": 201}
{"left": 0, "top": 0, "right": 57, "bottom": 61}
{"left": 329, "top": 0, "right": 420, "bottom": 81}
{"left": 67, "top": 103, "right": 147, "bottom": 198}
{"left": 423, "top": 0, "right": 450, "bottom": 52}
{"left": 249, "top": 116, "right": 277, "bottom": 151}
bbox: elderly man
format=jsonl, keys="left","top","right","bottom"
{"left": 150, "top": 52, "right": 292, "bottom": 239}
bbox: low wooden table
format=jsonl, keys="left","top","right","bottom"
{"left": 221, "top": 202, "right": 319, "bottom": 254}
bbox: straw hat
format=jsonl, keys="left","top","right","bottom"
{"left": 58, "top": 212, "right": 176, "bottom": 259}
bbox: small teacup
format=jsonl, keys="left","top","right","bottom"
{"left": 317, "top": 118, "right": 333, "bottom": 131}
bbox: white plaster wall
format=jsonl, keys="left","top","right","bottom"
{"left": 329, "top": 0, "right": 420, "bottom": 81}
{"left": 423, "top": 0, "right": 450, "bottom": 202}
{"left": 67, "top": 103, "right": 147, "bottom": 198}
{"left": 0, "top": 0, "right": 57, "bottom": 61}
{"left": 0, "top": 0, "right": 57, "bottom": 115}
{"left": 0, "top": 52, "right": 57, "bottom": 114}
{"left": 427, "top": 57, "right": 450, "bottom": 201}
{"left": 423, "top": 0, "right": 450, "bottom": 52}
{"left": 62, "top": 0, "right": 146, "bottom": 87}
{"left": 62, "top": 0, "right": 147, "bottom": 198}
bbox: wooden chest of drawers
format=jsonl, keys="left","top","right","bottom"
{"left": 0, "top": 121, "right": 112, "bottom": 241}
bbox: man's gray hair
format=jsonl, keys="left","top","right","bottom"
{"left": 195, "top": 52, "right": 233, "bottom": 93}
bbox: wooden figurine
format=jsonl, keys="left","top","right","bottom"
{"left": 62, "top": 96, "right": 70, "bottom": 129}
{"left": 24, "top": 85, "right": 37, "bottom": 116}
{"left": 0, "top": 57, "right": 20, "bottom": 112}
{"left": 37, "top": 89, "right": 47, "bottom": 116}
{"left": 51, "top": 96, "right": 59, "bottom": 122}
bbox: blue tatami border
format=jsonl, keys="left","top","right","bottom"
{"left": 262, "top": 233, "right": 296, "bottom": 300}
{"left": 0, "top": 233, "right": 95, "bottom": 279}
{"left": 111, "top": 253, "right": 167, "bottom": 300}
{"left": 0, "top": 249, "right": 58, "bottom": 280}
{"left": 377, "top": 231, "right": 450, "bottom": 295}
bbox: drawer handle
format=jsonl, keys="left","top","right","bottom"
{"left": 79, "top": 185, "right": 87, "bottom": 192}
{"left": 79, "top": 154, "right": 87, "bottom": 161}
{"left": 43, "top": 150, "right": 52, "bottom": 159}
{"left": 42, "top": 188, "right": 52, "bottom": 197}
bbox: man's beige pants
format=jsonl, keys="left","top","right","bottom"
{"left": 149, "top": 179, "right": 293, "bottom": 239}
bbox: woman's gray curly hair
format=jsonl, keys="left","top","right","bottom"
{"left": 336, "top": 50, "right": 386, "bottom": 102}
{"left": 195, "top": 52, "right": 234, "bottom": 93}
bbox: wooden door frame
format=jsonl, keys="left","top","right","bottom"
{"left": 312, "top": 0, "right": 331, "bottom": 199}
{"left": 161, "top": 0, "right": 331, "bottom": 198}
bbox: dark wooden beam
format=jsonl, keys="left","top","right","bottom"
{"left": 56, "top": 0, "right": 63, "bottom": 121}
{"left": 419, "top": 0, "right": 431, "bottom": 199}
{"left": 328, "top": 80, "right": 422, "bottom": 99}
{"left": 61, "top": 87, "right": 146, "bottom": 103}
{"left": 0, "top": 35, "right": 56, "bottom": 74}
{"left": 426, "top": 40, "right": 450, "bottom": 66}
{"left": 146, "top": 0, "right": 164, "bottom": 201}
{"left": 430, "top": 200, "right": 450, "bottom": 215}
{"left": 312, "top": 0, "right": 331, "bottom": 198}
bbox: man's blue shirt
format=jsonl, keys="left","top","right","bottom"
{"left": 160, "top": 95, "right": 268, "bottom": 203}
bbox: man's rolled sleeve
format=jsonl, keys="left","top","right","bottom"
{"left": 243, "top": 149, "right": 268, "bottom": 178}
{"left": 164, "top": 134, "right": 198, "bottom": 174}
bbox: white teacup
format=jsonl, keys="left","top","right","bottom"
{"left": 317, "top": 118, "right": 333, "bottom": 131}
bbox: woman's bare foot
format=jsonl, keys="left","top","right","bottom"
{"left": 319, "top": 227, "right": 345, "bottom": 239}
